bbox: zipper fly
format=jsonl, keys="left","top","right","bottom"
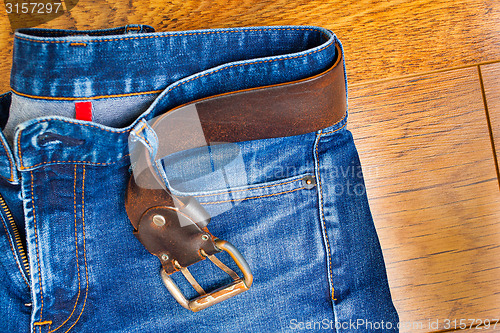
{"left": 0, "top": 193, "right": 30, "bottom": 279}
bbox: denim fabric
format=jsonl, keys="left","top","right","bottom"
{"left": 0, "top": 25, "right": 398, "bottom": 332}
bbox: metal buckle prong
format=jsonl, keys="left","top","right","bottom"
{"left": 161, "top": 239, "right": 253, "bottom": 312}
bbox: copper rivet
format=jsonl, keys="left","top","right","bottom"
{"left": 302, "top": 175, "right": 316, "bottom": 189}
{"left": 161, "top": 253, "right": 169, "bottom": 261}
{"left": 153, "top": 214, "right": 166, "bottom": 227}
{"left": 201, "top": 234, "right": 210, "bottom": 241}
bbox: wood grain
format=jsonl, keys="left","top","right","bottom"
{"left": 348, "top": 67, "right": 500, "bottom": 333}
{"left": 0, "top": 2, "right": 498, "bottom": 331}
{"left": 480, "top": 63, "right": 500, "bottom": 175}
{"left": 0, "top": 0, "right": 499, "bottom": 93}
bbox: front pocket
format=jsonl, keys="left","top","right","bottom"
{"left": 171, "top": 169, "right": 337, "bottom": 330}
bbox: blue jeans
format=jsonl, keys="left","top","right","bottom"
{"left": 0, "top": 25, "right": 398, "bottom": 332}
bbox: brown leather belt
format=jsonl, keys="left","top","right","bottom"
{"left": 160, "top": 43, "right": 345, "bottom": 144}
{"left": 125, "top": 42, "right": 346, "bottom": 312}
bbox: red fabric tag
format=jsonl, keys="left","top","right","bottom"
{"left": 75, "top": 101, "right": 93, "bottom": 121}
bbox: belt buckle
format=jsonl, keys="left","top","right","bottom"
{"left": 161, "top": 239, "right": 253, "bottom": 312}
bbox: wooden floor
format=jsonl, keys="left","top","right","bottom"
{"left": 0, "top": 1, "right": 498, "bottom": 332}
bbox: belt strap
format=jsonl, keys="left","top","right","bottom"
{"left": 151, "top": 42, "right": 346, "bottom": 144}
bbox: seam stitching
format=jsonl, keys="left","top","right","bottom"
{"left": 202, "top": 186, "right": 305, "bottom": 205}
{"left": 65, "top": 165, "right": 88, "bottom": 332}
{"left": 19, "top": 154, "right": 130, "bottom": 171}
{"left": 321, "top": 115, "right": 348, "bottom": 135}
{"left": 315, "top": 132, "right": 336, "bottom": 301}
{"left": 134, "top": 121, "right": 148, "bottom": 135}
{"left": 134, "top": 130, "right": 153, "bottom": 156}
{"left": 194, "top": 177, "right": 302, "bottom": 198}
{"left": 0, "top": 212, "right": 30, "bottom": 287}
{"left": 49, "top": 166, "right": 81, "bottom": 332}
{"left": 12, "top": 88, "right": 163, "bottom": 101}
{"left": 31, "top": 171, "right": 45, "bottom": 330}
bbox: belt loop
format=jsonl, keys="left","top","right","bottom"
{"left": 0, "top": 130, "right": 19, "bottom": 184}
{"left": 124, "top": 24, "right": 145, "bottom": 34}
{"left": 131, "top": 119, "right": 158, "bottom": 159}
{"left": 130, "top": 119, "right": 168, "bottom": 186}
{"left": 33, "top": 321, "right": 52, "bottom": 333}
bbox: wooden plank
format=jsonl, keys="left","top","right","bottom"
{"left": 480, "top": 62, "right": 500, "bottom": 172}
{"left": 0, "top": 6, "right": 13, "bottom": 94}
{"left": 347, "top": 67, "right": 500, "bottom": 333}
{"left": 0, "top": 0, "right": 499, "bottom": 92}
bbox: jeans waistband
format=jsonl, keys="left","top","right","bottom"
{"left": 1, "top": 25, "right": 343, "bottom": 183}
{"left": 12, "top": 25, "right": 336, "bottom": 99}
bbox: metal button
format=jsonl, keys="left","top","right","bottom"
{"left": 302, "top": 175, "right": 316, "bottom": 189}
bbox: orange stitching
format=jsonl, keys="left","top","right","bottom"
{"left": 31, "top": 171, "right": 45, "bottom": 323}
{"left": 15, "top": 27, "right": 323, "bottom": 44}
{"left": 194, "top": 177, "right": 303, "bottom": 198}
{"left": 321, "top": 119, "right": 348, "bottom": 135}
{"left": 0, "top": 212, "right": 30, "bottom": 287}
{"left": 134, "top": 121, "right": 148, "bottom": 135}
{"left": 19, "top": 154, "right": 130, "bottom": 171}
{"left": 50, "top": 166, "right": 81, "bottom": 332}
{"left": 12, "top": 88, "right": 163, "bottom": 101}
{"left": 16, "top": 130, "right": 22, "bottom": 169}
{"left": 69, "top": 43, "right": 87, "bottom": 47}
{"left": 34, "top": 321, "right": 52, "bottom": 326}
{"left": 65, "top": 166, "right": 88, "bottom": 333}
{"left": 202, "top": 187, "right": 305, "bottom": 205}
{"left": 315, "top": 132, "right": 336, "bottom": 301}
{"left": 134, "top": 130, "right": 154, "bottom": 160}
